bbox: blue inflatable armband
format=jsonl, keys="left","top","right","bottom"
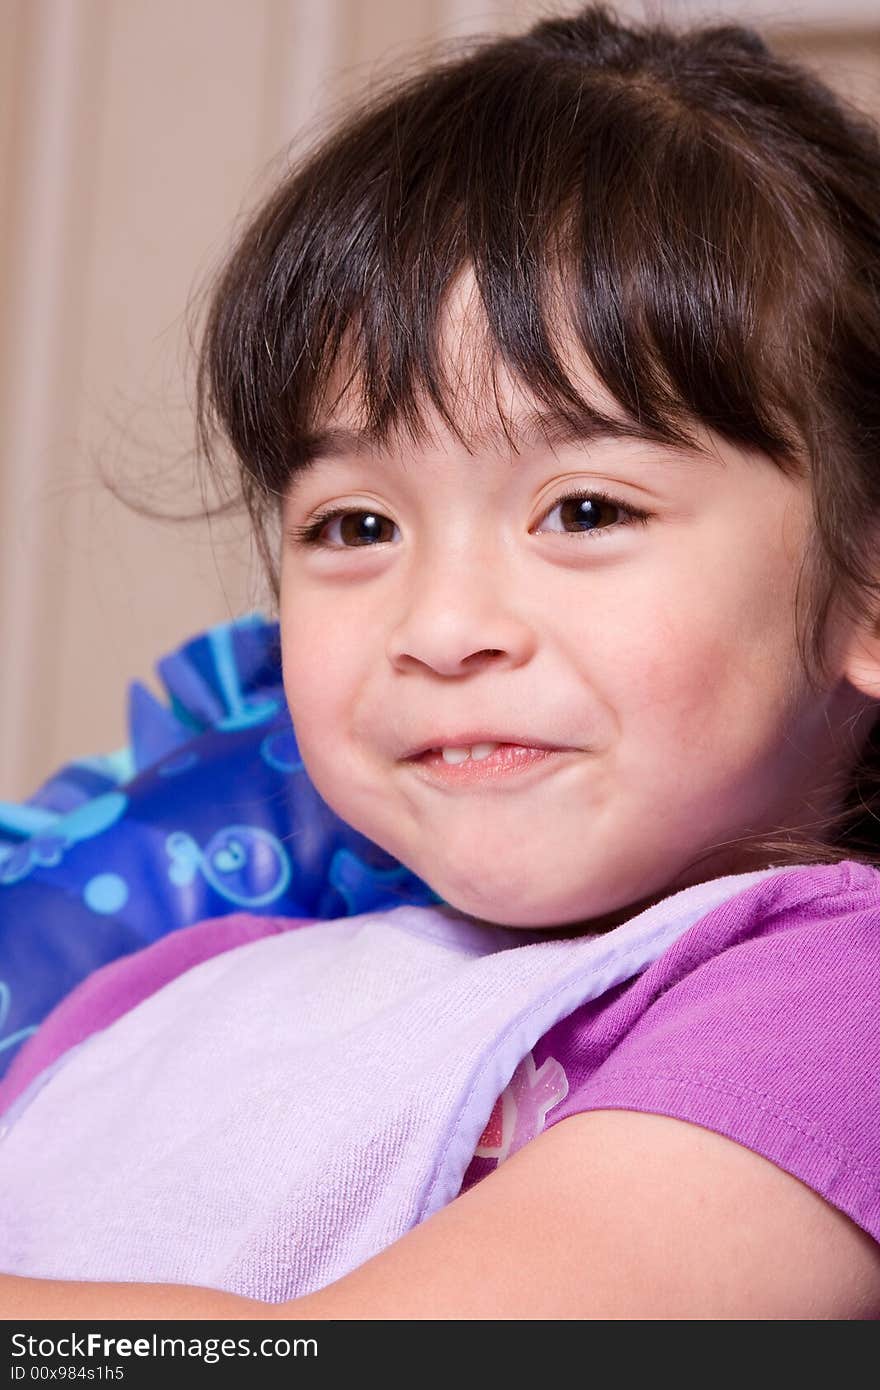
{"left": 0, "top": 612, "right": 441, "bottom": 1077}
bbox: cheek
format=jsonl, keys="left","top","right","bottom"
{"left": 629, "top": 648, "right": 809, "bottom": 860}
{"left": 279, "top": 601, "right": 343, "bottom": 737}
{"left": 279, "top": 593, "right": 374, "bottom": 803}
{"left": 612, "top": 552, "right": 801, "bottom": 774}
{"left": 280, "top": 656, "right": 347, "bottom": 812}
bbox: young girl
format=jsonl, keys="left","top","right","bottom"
{"left": 2, "top": 2, "right": 880, "bottom": 1318}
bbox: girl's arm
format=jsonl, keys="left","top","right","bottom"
{"left": 4, "top": 1107, "right": 880, "bottom": 1320}
{"left": 0, "top": 1276, "right": 267, "bottom": 1320}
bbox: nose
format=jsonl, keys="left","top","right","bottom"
{"left": 385, "top": 548, "right": 537, "bottom": 676}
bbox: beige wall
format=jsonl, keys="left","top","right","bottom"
{"left": 1, "top": 0, "right": 878, "bottom": 800}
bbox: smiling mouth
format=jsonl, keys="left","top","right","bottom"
{"left": 407, "top": 742, "right": 575, "bottom": 783}
{"left": 413, "top": 741, "right": 544, "bottom": 762}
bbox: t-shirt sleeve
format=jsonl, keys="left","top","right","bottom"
{"left": 542, "top": 895, "right": 880, "bottom": 1248}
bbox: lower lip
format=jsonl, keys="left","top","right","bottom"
{"left": 404, "top": 743, "right": 575, "bottom": 785}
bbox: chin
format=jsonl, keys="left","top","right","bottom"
{"left": 433, "top": 885, "right": 592, "bottom": 931}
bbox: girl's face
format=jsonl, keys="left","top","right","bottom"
{"left": 278, "top": 272, "right": 871, "bottom": 932}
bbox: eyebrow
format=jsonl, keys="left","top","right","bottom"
{"left": 286, "top": 407, "right": 709, "bottom": 497}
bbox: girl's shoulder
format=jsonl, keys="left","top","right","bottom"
{"left": 465, "top": 857, "right": 880, "bottom": 1251}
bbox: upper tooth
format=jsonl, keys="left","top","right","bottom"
{"left": 441, "top": 742, "right": 499, "bottom": 763}
{"left": 469, "top": 742, "right": 499, "bottom": 761}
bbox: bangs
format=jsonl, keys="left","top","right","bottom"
{"left": 199, "top": 16, "right": 836, "bottom": 498}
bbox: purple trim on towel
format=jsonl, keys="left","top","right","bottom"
{"left": 0, "top": 912, "right": 314, "bottom": 1115}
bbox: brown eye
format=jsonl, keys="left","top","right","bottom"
{"left": 557, "top": 495, "right": 616, "bottom": 534}
{"left": 537, "top": 490, "right": 652, "bottom": 540}
{"left": 290, "top": 508, "right": 398, "bottom": 547}
{"left": 329, "top": 511, "right": 395, "bottom": 546}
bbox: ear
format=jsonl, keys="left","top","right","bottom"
{"left": 841, "top": 617, "right": 880, "bottom": 702}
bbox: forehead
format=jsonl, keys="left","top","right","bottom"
{"left": 296, "top": 406, "right": 706, "bottom": 469}
{"left": 287, "top": 263, "right": 752, "bottom": 505}
{"left": 303, "top": 283, "right": 706, "bottom": 463}
{"left": 312, "top": 266, "right": 630, "bottom": 436}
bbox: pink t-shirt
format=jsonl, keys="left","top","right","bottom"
{"left": 3, "top": 859, "right": 879, "bottom": 1249}
{"left": 461, "top": 859, "right": 880, "bottom": 1234}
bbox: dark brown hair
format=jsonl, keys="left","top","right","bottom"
{"left": 191, "top": 3, "right": 880, "bottom": 873}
